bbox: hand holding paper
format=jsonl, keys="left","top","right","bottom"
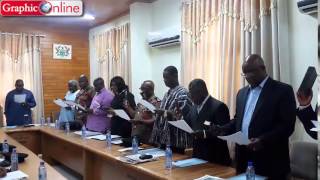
{"left": 168, "top": 120, "right": 194, "bottom": 133}
{"left": 53, "top": 99, "right": 68, "bottom": 108}
{"left": 114, "top": 109, "right": 131, "bottom": 121}
{"left": 218, "top": 131, "right": 250, "bottom": 145}
{"left": 138, "top": 99, "right": 156, "bottom": 113}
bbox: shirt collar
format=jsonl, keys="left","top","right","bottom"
{"left": 197, "top": 95, "right": 210, "bottom": 113}
{"left": 250, "top": 76, "right": 269, "bottom": 89}
{"left": 168, "top": 85, "right": 180, "bottom": 94}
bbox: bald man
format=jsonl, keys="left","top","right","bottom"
{"left": 129, "top": 80, "right": 161, "bottom": 144}
{"left": 213, "top": 54, "right": 296, "bottom": 179}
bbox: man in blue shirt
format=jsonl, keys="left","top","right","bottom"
{"left": 213, "top": 54, "right": 296, "bottom": 179}
{"left": 4, "top": 79, "right": 36, "bottom": 126}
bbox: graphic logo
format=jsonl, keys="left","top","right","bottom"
{"left": 39, "top": 1, "right": 52, "bottom": 14}
{"left": 0, "top": 0, "right": 83, "bottom": 16}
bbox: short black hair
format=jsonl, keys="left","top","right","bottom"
{"left": 164, "top": 66, "right": 178, "bottom": 77}
{"left": 110, "top": 76, "right": 128, "bottom": 92}
{"left": 93, "top": 77, "right": 104, "bottom": 85}
{"left": 189, "top": 79, "right": 208, "bottom": 95}
{"left": 15, "top": 79, "right": 23, "bottom": 84}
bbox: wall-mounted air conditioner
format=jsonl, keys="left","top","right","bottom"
{"left": 297, "top": 0, "right": 317, "bottom": 15}
{"left": 147, "top": 26, "right": 181, "bottom": 48}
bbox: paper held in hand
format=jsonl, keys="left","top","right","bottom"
{"left": 311, "top": 120, "right": 320, "bottom": 132}
{"left": 65, "top": 100, "right": 86, "bottom": 111}
{"left": 138, "top": 99, "right": 156, "bottom": 113}
{"left": 114, "top": 109, "right": 131, "bottom": 120}
{"left": 53, "top": 99, "right": 69, "bottom": 108}
{"left": 168, "top": 120, "right": 194, "bottom": 133}
{"left": 218, "top": 131, "right": 250, "bottom": 145}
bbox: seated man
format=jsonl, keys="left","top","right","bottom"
{"left": 128, "top": 80, "right": 161, "bottom": 144}
{"left": 182, "top": 79, "right": 231, "bottom": 165}
{"left": 296, "top": 88, "right": 317, "bottom": 139}
{"left": 86, "top": 78, "right": 114, "bottom": 133}
{"left": 5, "top": 79, "right": 36, "bottom": 126}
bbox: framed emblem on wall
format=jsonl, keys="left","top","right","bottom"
{"left": 53, "top": 44, "right": 72, "bottom": 60}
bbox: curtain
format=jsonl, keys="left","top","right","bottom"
{"left": 0, "top": 33, "right": 44, "bottom": 124}
{"left": 93, "top": 23, "right": 131, "bottom": 89}
{"left": 181, "top": 0, "right": 281, "bottom": 116}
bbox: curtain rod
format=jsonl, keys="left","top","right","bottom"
{"left": 0, "top": 32, "right": 45, "bottom": 37}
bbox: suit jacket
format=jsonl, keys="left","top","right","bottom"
{"left": 297, "top": 105, "right": 318, "bottom": 139}
{"left": 222, "top": 78, "right": 296, "bottom": 179}
{"left": 182, "top": 96, "right": 231, "bottom": 165}
{"left": 111, "top": 91, "right": 136, "bottom": 138}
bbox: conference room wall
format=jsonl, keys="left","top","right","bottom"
{"left": 0, "top": 21, "right": 90, "bottom": 118}
{"left": 287, "top": 0, "right": 318, "bottom": 143}
{"left": 89, "top": 0, "right": 182, "bottom": 101}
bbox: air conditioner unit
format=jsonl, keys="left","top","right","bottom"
{"left": 147, "top": 26, "right": 181, "bottom": 48}
{"left": 297, "top": 0, "right": 317, "bottom": 14}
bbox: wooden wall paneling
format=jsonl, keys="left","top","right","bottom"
{"left": 0, "top": 20, "right": 90, "bottom": 118}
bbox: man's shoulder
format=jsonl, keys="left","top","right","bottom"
{"left": 209, "top": 96, "right": 228, "bottom": 110}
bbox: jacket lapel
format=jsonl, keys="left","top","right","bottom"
{"left": 250, "top": 78, "right": 273, "bottom": 123}
{"left": 238, "top": 87, "right": 250, "bottom": 127}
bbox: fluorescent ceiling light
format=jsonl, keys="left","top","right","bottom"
{"left": 83, "top": 14, "right": 95, "bottom": 20}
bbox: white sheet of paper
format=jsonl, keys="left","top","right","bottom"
{"left": 138, "top": 148, "right": 165, "bottom": 157}
{"left": 168, "top": 120, "right": 194, "bottom": 133}
{"left": 53, "top": 99, "right": 68, "bottom": 108}
{"left": 74, "top": 130, "right": 102, "bottom": 137}
{"left": 14, "top": 94, "right": 26, "bottom": 103}
{"left": 85, "top": 134, "right": 122, "bottom": 141}
{"left": 114, "top": 109, "right": 131, "bottom": 120}
{"left": 118, "top": 147, "right": 144, "bottom": 152}
{"left": 173, "top": 158, "right": 208, "bottom": 168}
{"left": 112, "top": 139, "right": 123, "bottom": 144}
{"left": 218, "top": 131, "right": 250, "bottom": 145}
{"left": 65, "top": 100, "right": 86, "bottom": 111}
{"left": 138, "top": 99, "right": 156, "bottom": 113}
{"left": 311, "top": 128, "right": 320, "bottom": 132}
{"left": 312, "top": 120, "right": 319, "bottom": 128}
{"left": 1, "top": 170, "right": 29, "bottom": 180}
{"left": 194, "top": 175, "right": 223, "bottom": 180}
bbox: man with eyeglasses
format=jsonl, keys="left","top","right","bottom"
{"left": 212, "top": 54, "right": 296, "bottom": 179}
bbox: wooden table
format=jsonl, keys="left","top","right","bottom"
{"left": 5, "top": 126, "right": 236, "bottom": 180}
{"left": 0, "top": 127, "right": 66, "bottom": 180}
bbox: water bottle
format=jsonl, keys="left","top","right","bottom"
{"left": 55, "top": 120, "right": 59, "bottom": 129}
{"left": 132, "top": 136, "right": 138, "bottom": 154}
{"left": 46, "top": 117, "right": 51, "bottom": 127}
{"left": 81, "top": 124, "right": 86, "bottom": 139}
{"left": 38, "top": 154, "right": 47, "bottom": 180}
{"left": 165, "top": 145, "right": 173, "bottom": 170}
{"left": 11, "top": 148, "right": 18, "bottom": 171}
{"left": 246, "top": 161, "right": 255, "bottom": 180}
{"left": 65, "top": 121, "right": 70, "bottom": 133}
{"left": 2, "top": 140, "right": 9, "bottom": 153}
{"left": 40, "top": 117, "right": 45, "bottom": 126}
{"left": 23, "top": 114, "right": 29, "bottom": 125}
{"left": 106, "top": 130, "right": 112, "bottom": 150}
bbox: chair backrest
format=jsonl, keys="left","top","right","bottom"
{"left": 290, "top": 141, "right": 318, "bottom": 180}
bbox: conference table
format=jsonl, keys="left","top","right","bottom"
{"left": 3, "top": 126, "right": 236, "bottom": 180}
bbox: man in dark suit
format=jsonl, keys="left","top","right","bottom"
{"left": 296, "top": 89, "right": 317, "bottom": 139}
{"left": 213, "top": 54, "right": 296, "bottom": 179}
{"left": 181, "top": 79, "right": 231, "bottom": 165}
